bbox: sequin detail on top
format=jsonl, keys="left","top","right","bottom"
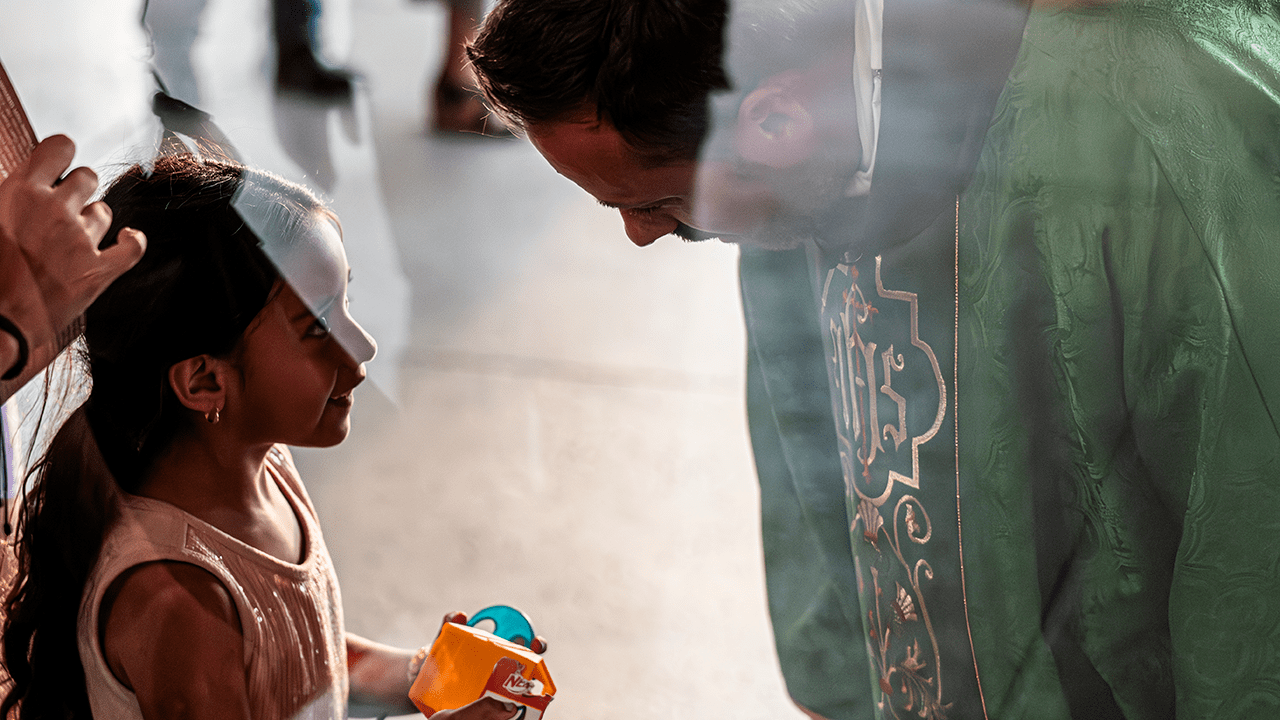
{"left": 78, "top": 446, "right": 348, "bottom": 720}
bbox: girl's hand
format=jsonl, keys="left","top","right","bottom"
{"left": 440, "top": 611, "right": 550, "bottom": 654}
{"left": 431, "top": 696, "right": 522, "bottom": 720}
{"left": 423, "top": 612, "right": 549, "bottom": 720}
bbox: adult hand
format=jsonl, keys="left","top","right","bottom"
{"left": 0, "top": 135, "right": 145, "bottom": 348}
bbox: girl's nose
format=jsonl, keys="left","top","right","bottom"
{"left": 335, "top": 312, "right": 377, "bottom": 365}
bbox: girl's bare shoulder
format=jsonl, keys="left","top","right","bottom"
{"left": 101, "top": 561, "right": 252, "bottom": 720}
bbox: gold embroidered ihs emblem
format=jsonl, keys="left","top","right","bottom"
{"left": 822, "top": 255, "right": 951, "bottom": 719}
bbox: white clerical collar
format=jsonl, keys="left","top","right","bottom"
{"left": 847, "top": 0, "right": 883, "bottom": 197}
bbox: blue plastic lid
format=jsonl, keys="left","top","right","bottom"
{"left": 467, "top": 605, "right": 536, "bottom": 648}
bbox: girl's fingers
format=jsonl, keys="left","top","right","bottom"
{"left": 477, "top": 697, "right": 518, "bottom": 719}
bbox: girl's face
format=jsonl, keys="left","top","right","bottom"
{"left": 230, "top": 215, "right": 377, "bottom": 448}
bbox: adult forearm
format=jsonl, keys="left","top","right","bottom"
{"left": 0, "top": 326, "right": 18, "bottom": 377}
{"left": 0, "top": 232, "right": 44, "bottom": 386}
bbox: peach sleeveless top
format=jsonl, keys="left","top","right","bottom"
{"left": 77, "top": 446, "right": 348, "bottom": 719}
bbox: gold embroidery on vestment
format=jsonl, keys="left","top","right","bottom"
{"left": 828, "top": 253, "right": 952, "bottom": 718}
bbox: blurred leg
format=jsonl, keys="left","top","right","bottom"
{"left": 273, "top": 0, "right": 353, "bottom": 97}
{"left": 430, "top": 0, "right": 508, "bottom": 135}
{"left": 143, "top": 0, "right": 211, "bottom": 105}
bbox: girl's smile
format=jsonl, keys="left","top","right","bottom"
{"left": 230, "top": 216, "right": 376, "bottom": 449}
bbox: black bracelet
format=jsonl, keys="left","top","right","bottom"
{"left": 0, "top": 313, "right": 29, "bottom": 381}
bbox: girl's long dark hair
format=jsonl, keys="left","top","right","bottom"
{"left": 0, "top": 152, "right": 325, "bottom": 719}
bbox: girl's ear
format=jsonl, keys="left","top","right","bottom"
{"left": 735, "top": 81, "right": 817, "bottom": 170}
{"left": 167, "top": 355, "right": 226, "bottom": 417}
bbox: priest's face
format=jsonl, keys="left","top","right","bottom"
{"left": 526, "top": 110, "right": 848, "bottom": 251}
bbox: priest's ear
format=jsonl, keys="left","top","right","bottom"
{"left": 735, "top": 80, "right": 817, "bottom": 169}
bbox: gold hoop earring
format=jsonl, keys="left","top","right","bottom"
{"left": 205, "top": 406, "right": 221, "bottom": 424}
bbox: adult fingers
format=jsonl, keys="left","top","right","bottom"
{"left": 18, "top": 135, "right": 76, "bottom": 187}
{"left": 70, "top": 229, "right": 146, "bottom": 319}
{"left": 56, "top": 165, "right": 100, "bottom": 206}
{"left": 99, "top": 228, "right": 147, "bottom": 276}
{"left": 81, "top": 201, "right": 113, "bottom": 244}
{"left": 530, "top": 635, "right": 549, "bottom": 654}
{"left": 81, "top": 228, "right": 147, "bottom": 301}
{"left": 441, "top": 611, "right": 468, "bottom": 627}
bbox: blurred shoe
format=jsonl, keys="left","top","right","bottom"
{"left": 276, "top": 48, "right": 355, "bottom": 99}
{"left": 431, "top": 76, "right": 512, "bottom": 138}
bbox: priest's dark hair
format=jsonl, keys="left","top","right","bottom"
{"left": 467, "top": 0, "right": 731, "bottom": 162}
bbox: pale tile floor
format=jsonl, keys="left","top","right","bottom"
{"left": 1, "top": 0, "right": 808, "bottom": 717}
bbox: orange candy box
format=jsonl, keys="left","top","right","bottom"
{"left": 409, "top": 622, "right": 556, "bottom": 718}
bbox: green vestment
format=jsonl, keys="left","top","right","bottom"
{"left": 745, "top": 2, "right": 1280, "bottom": 718}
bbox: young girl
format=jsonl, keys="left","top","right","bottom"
{"left": 1, "top": 153, "right": 527, "bottom": 720}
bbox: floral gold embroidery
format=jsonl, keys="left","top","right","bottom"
{"left": 894, "top": 583, "right": 919, "bottom": 624}
{"left": 825, "top": 256, "right": 950, "bottom": 719}
{"left": 859, "top": 497, "right": 884, "bottom": 547}
{"left": 905, "top": 504, "right": 922, "bottom": 539}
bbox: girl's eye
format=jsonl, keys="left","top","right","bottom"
{"left": 305, "top": 317, "right": 332, "bottom": 338}
{"left": 627, "top": 206, "right": 663, "bottom": 217}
